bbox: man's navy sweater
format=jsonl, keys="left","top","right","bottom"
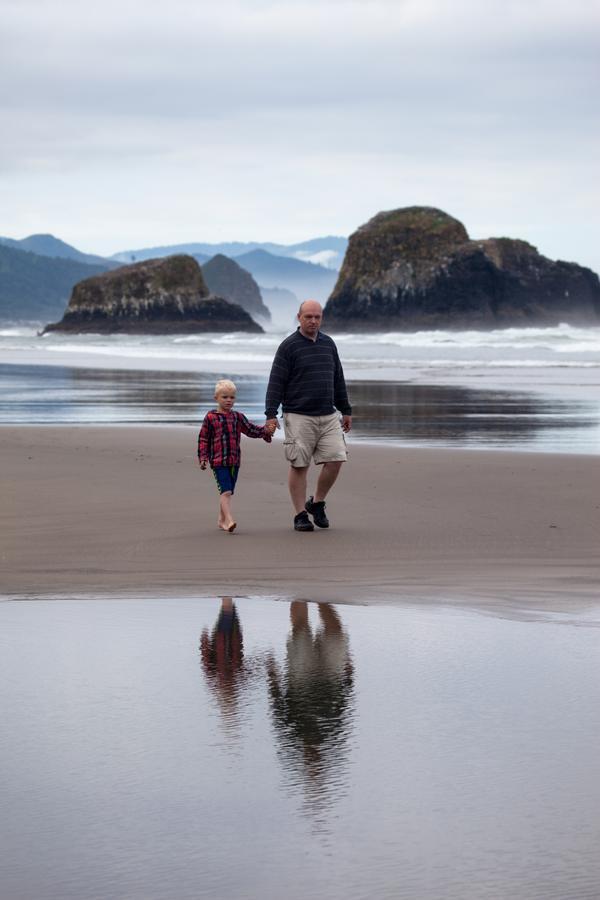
{"left": 264, "top": 328, "right": 352, "bottom": 419}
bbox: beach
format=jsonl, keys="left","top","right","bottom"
{"left": 2, "top": 344, "right": 599, "bottom": 900}
{"left": 3, "top": 420, "right": 600, "bottom": 900}
{"left": 3, "top": 424, "right": 598, "bottom": 606}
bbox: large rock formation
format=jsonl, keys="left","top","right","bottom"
{"left": 325, "top": 207, "right": 600, "bottom": 330}
{"left": 201, "top": 254, "right": 271, "bottom": 321}
{"left": 43, "top": 255, "right": 263, "bottom": 334}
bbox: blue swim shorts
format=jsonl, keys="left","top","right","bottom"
{"left": 212, "top": 465, "right": 239, "bottom": 495}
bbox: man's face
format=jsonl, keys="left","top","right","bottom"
{"left": 298, "top": 302, "right": 322, "bottom": 339}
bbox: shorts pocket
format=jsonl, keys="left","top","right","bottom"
{"left": 283, "top": 439, "right": 299, "bottom": 462}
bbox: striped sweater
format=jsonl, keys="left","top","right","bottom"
{"left": 264, "top": 329, "right": 352, "bottom": 419}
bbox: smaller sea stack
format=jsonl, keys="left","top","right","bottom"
{"left": 43, "top": 255, "right": 263, "bottom": 334}
{"left": 202, "top": 254, "right": 271, "bottom": 321}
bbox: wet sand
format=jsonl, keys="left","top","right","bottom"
{"left": 1, "top": 425, "right": 599, "bottom": 605}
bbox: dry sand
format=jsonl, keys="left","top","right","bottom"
{"left": 1, "top": 425, "right": 599, "bottom": 609}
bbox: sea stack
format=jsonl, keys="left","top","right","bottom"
{"left": 324, "top": 207, "right": 600, "bottom": 330}
{"left": 202, "top": 254, "right": 271, "bottom": 321}
{"left": 43, "top": 255, "right": 263, "bottom": 334}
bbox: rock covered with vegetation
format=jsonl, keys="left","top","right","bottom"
{"left": 324, "top": 207, "right": 600, "bottom": 330}
{"left": 43, "top": 255, "right": 263, "bottom": 334}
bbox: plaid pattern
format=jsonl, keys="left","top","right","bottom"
{"left": 198, "top": 410, "right": 271, "bottom": 467}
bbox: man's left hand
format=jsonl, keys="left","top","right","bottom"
{"left": 342, "top": 415, "right": 352, "bottom": 433}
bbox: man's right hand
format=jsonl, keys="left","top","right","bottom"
{"left": 266, "top": 418, "right": 280, "bottom": 432}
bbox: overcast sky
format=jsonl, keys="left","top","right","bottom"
{"left": 1, "top": 0, "right": 598, "bottom": 269}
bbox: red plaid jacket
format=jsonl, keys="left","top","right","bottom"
{"left": 198, "top": 410, "right": 271, "bottom": 467}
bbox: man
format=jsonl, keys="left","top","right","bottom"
{"left": 265, "top": 299, "right": 352, "bottom": 531}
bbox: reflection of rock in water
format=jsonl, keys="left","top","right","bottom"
{"left": 349, "top": 381, "right": 595, "bottom": 446}
{"left": 200, "top": 598, "right": 246, "bottom": 728}
{"left": 267, "top": 602, "right": 354, "bottom": 815}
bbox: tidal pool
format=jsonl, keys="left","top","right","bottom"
{"left": 2, "top": 597, "right": 600, "bottom": 900}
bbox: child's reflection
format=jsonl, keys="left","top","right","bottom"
{"left": 199, "top": 597, "right": 246, "bottom": 725}
{"left": 266, "top": 601, "right": 354, "bottom": 806}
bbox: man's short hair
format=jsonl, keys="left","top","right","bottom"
{"left": 214, "top": 378, "right": 237, "bottom": 395}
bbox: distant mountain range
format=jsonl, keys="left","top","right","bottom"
{"left": 110, "top": 236, "right": 348, "bottom": 271}
{"left": 0, "top": 233, "right": 120, "bottom": 269}
{"left": 0, "top": 232, "right": 344, "bottom": 319}
{"left": 0, "top": 243, "right": 112, "bottom": 320}
{"left": 232, "top": 249, "right": 337, "bottom": 303}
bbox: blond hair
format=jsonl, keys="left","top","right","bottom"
{"left": 214, "top": 378, "right": 237, "bottom": 396}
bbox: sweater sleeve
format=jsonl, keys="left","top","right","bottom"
{"left": 238, "top": 413, "right": 272, "bottom": 442}
{"left": 264, "top": 342, "right": 290, "bottom": 419}
{"left": 333, "top": 346, "right": 352, "bottom": 415}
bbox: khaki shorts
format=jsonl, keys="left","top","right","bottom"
{"left": 283, "top": 412, "right": 348, "bottom": 468}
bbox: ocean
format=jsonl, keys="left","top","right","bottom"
{"left": 1, "top": 322, "right": 599, "bottom": 453}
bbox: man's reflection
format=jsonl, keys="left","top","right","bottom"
{"left": 267, "top": 601, "right": 354, "bottom": 810}
{"left": 200, "top": 597, "right": 246, "bottom": 726}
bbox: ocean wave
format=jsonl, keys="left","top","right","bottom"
{"left": 173, "top": 333, "right": 280, "bottom": 347}
{"left": 332, "top": 323, "right": 600, "bottom": 352}
{"left": 344, "top": 357, "right": 600, "bottom": 370}
{"left": 0, "top": 326, "right": 42, "bottom": 337}
{"left": 2, "top": 324, "right": 600, "bottom": 387}
{"left": 38, "top": 342, "right": 273, "bottom": 363}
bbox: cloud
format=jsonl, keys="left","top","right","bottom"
{"left": 1, "top": 0, "right": 599, "bottom": 268}
{"left": 4, "top": 0, "right": 598, "bottom": 115}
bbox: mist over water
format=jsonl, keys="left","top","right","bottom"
{"left": 2, "top": 596, "right": 600, "bottom": 900}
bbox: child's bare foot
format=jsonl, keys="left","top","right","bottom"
{"left": 218, "top": 519, "right": 236, "bottom": 532}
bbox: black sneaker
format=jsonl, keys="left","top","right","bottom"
{"left": 294, "top": 510, "right": 314, "bottom": 532}
{"left": 305, "top": 496, "right": 329, "bottom": 528}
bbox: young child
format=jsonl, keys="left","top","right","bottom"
{"left": 198, "top": 379, "right": 274, "bottom": 533}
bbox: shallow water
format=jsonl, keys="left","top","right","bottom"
{"left": 2, "top": 597, "right": 600, "bottom": 900}
{"left": 2, "top": 363, "right": 599, "bottom": 453}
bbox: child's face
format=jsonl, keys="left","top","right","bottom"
{"left": 216, "top": 390, "right": 236, "bottom": 412}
